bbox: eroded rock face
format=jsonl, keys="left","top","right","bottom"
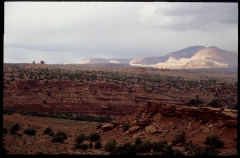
{"left": 117, "top": 102, "right": 237, "bottom": 129}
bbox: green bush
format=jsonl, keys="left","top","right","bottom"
{"left": 75, "top": 134, "right": 86, "bottom": 144}
{"left": 94, "top": 140, "right": 102, "bottom": 149}
{"left": 89, "top": 133, "right": 101, "bottom": 142}
{"left": 204, "top": 135, "right": 224, "bottom": 148}
{"left": 104, "top": 140, "right": 117, "bottom": 152}
{"left": 43, "top": 127, "right": 52, "bottom": 134}
{"left": 52, "top": 135, "right": 64, "bottom": 143}
{"left": 55, "top": 131, "right": 67, "bottom": 140}
{"left": 24, "top": 128, "right": 37, "bottom": 136}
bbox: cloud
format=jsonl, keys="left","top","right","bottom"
{"left": 138, "top": 3, "right": 238, "bottom": 31}
{"left": 4, "top": 2, "right": 238, "bottom": 63}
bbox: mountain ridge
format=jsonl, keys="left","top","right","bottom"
{"left": 77, "top": 46, "right": 237, "bottom": 69}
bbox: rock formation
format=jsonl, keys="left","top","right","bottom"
{"left": 40, "top": 61, "right": 45, "bottom": 64}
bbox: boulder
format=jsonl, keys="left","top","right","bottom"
{"left": 225, "top": 120, "right": 237, "bottom": 128}
{"left": 101, "top": 123, "right": 114, "bottom": 131}
{"left": 145, "top": 125, "right": 158, "bottom": 134}
{"left": 125, "top": 126, "right": 140, "bottom": 135}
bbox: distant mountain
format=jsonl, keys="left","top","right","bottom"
{"left": 77, "top": 46, "right": 237, "bottom": 69}
{"left": 129, "top": 46, "right": 206, "bottom": 65}
{"left": 190, "top": 46, "right": 238, "bottom": 67}
{"left": 164, "top": 46, "right": 206, "bottom": 60}
{"left": 155, "top": 46, "right": 237, "bottom": 69}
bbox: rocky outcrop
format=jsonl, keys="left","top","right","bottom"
{"left": 117, "top": 102, "right": 237, "bottom": 129}
{"left": 125, "top": 126, "right": 140, "bottom": 135}
{"left": 101, "top": 123, "right": 114, "bottom": 131}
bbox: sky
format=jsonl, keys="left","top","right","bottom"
{"left": 4, "top": 2, "right": 238, "bottom": 64}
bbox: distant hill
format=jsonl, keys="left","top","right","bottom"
{"left": 77, "top": 46, "right": 237, "bottom": 69}
{"left": 155, "top": 46, "right": 237, "bottom": 69}
{"left": 129, "top": 46, "right": 206, "bottom": 65}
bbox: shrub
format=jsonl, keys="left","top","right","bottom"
{"left": 94, "top": 140, "right": 102, "bottom": 149}
{"left": 24, "top": 128, "right": 37, "bottom": 136}
{"left": 187, "top": 96, "right": 203, "bottom": 106}
{"left": 135, "top": 137, "right": 142, "bottom": 145}
{"left": 10, "top": 123, "right": 20, "bottom": 134}
{"left": 36, "top": 151, "right": 44, "bottom": 155}
{"left": 89, "top": 133, "right": 101, "bottom": 142}
{"left": 204, "top": 135, "right": 224, "bottom": 148}
{"left": 104, "top": 140, "right": 117, "bottom": 152}
{"left": 52, "top": 135, "right": 64, "bottom": 143}
{"left": 161, "top": 144, "right": 174, "bottom": 155}
{"left": 55, "top": 131, "right": 67, "bottom": 140}
{"left": 110, "top": 149, "right": 118, "bottom": 155}
{"left": 136, "top": 141, "right": 152, "bottom": 153}
{"left": 152, "top": 140, "right": 167, "bottom": 152}
{"left": 117, "top": 142, "right": 136, "bottom": 155}
{"left": 174, "top": 149, "right": 184, "bottom": 155}
{"left": 208, "top": 99, "right": 223, "bottom": 108}
{"left": 123, "top": 123, "right": 130, "bottom": 131}
{"left": 3, "top": 127, "right": 8, "bottom": 134}
{"left": 75, "top": 134, "right": 86, "bottom": 144}
{"left": 81, "top": 143, "right": 89, "bottom": 151}
{"left": 75, "top": 143, "right": 81, "bottom": 149}
{"left": 203, "top": 146, "right": 219, "bottom": 156}
{"left": 193, "top": 146, "right": 204, "bottom": 156}
{"left": 43, "top": 127, "right": 52, "bottom": 134}
{"left": 172, "top": 131, "right": 186, "bottom": 145}
{"left": 49, "top": 131, "right": 54, "bottom": 136}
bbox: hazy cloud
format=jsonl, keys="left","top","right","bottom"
{"left": 4, "top": 2, "right": 238, "bottom": 63}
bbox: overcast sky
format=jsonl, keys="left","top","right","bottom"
{"left": 4, "top": 2, "right": 238, "bottom": 64}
